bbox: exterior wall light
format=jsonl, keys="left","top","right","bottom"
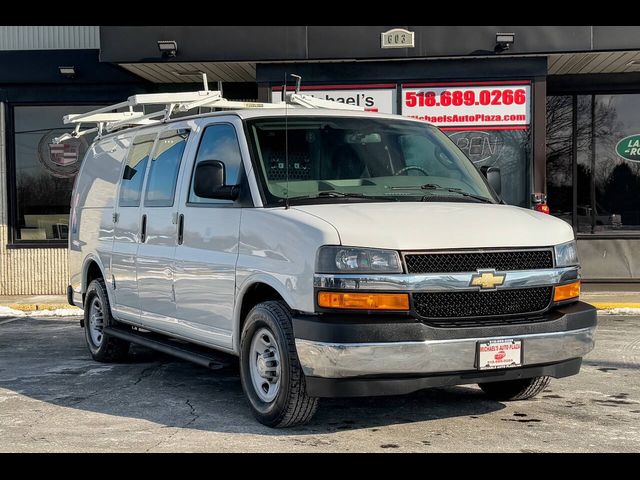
{"left": 158, "top": 40, "right": 178, "bottom": 58}
{"left": 58, "top": 66, "right": 76, "bottom": 78}
{"left": 495, "top": 32, "right": 515, "bottom": 53}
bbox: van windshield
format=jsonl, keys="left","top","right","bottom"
{"left": 246, "top": 116, "right": 497, "bottom": 206}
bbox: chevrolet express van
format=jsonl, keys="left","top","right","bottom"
{"left": 67, "top": 93, "right": 596, "bottom": 427}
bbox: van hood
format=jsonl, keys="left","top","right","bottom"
{"left": 292, "top": 202, "right": 574, "bottom": 250}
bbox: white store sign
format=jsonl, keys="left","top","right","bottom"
{"left": 271, "top": 85, "right": 397, "bottom": 114}
{"left": 401, "top": 82, "right": 531, "bottom": 129}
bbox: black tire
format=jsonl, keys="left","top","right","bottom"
{"left": 478, "top": 376, "right": 551, "bottom": 401}
{"left": 239, "top": 301, "right": 318, "bottom": 428}
{"left": 83, "top": 278, "right": 130, "bottom": 362}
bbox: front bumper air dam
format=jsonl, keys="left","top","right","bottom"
{"left": 293, "top": 301, "right": 596, "bottom": 397}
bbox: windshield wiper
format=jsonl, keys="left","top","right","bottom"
{"left": 391, "top": 183, "right": 494, "bottom": 203}
{"left": 420, "top": 185, "right": 494, "bottom": 204}
{"left": 390, "top": 183, "right": 442, "bottom": 190}
{"left": 316, "top": 191, "right": 368, "bottom": 198}
{"left": 284, "top": 191, "right": 396, "bottom": 203}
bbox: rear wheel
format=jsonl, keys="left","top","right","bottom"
{"left": 84, "top": 279, "right": 130, "bottom": 362}
{"left": 478, "top": 376, "right": 551, "bottom": 401}
{"left": 239, "top": 301, "right": 318, "bottom": 428}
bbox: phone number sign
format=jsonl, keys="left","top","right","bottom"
{"left": 401, "top": 82, "right": 531, "bottom": 129}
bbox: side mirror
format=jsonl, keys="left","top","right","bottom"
{"left": 193, "top": 160, "right": 240, "bottom": 201}
{"left": 123, "top": 165, "right": 137, "bottom": 180}
{"left": 481, "top": 166, "right": 502, "bottom": 196}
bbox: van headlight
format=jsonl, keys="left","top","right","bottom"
{"left": 554, "top": 240, "right": 579, "bottom": 267}
{"left": 316, "top": 246, "right": 402, "bottom": 274}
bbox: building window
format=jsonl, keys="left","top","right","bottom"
{"left": 546, "top": 93, "right": 640, "bottom": 234}
{"left": 546, "top": 95, "right": 574, "bottom": 225}
{"left": 576, "top": 95, "right": 596, "bottom": 233}
{"left": 589, "top": 94, "right": 640, "bottom": 233}
{"left": 446, "top": 129, "right": 531, "bottom": 207}
{"left": 12, "top": 105, "right": 102, "bottom": 243}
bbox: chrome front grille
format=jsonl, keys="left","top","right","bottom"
{"left": 404, "top": 249, "right": 553, "bottom": 274}
{"left": 412, "top": 287, "right": 554, "bottom": 326}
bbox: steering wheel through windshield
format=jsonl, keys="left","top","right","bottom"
{"left": 394, "top": 165, "right": 430, "bottom": 176}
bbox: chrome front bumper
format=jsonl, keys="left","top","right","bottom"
{"left": 295, "top": 326, "right": 596, "bottom": 379}
{"left": 313, "top": 266, "right": 579, "bottom": 291}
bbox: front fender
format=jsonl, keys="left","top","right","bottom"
{"left": 232, "top": 273, "right": 299, "bottom": 353}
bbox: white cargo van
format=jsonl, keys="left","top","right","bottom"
{"left": 65, "top": 84, "right": 596, "bottom": 427}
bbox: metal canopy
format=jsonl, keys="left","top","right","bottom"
{"left": 119, "top": 62, "right": 256, "bottom": 83}
{"left": 548, "top": 51, "right": 640, "bottom": 75}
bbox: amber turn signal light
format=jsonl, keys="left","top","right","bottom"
{"left": 318, "top": 292, "right": 410, "bottom": 310}
{"left": 554, "top": 281, "right": 580, "bottom": 302}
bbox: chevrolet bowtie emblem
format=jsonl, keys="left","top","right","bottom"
{"left": 470, "top": 270, "right": 506, "bottom": 290}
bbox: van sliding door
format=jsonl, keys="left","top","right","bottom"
{"left": 111, "top": 133, "right": 156, "bottom": 320}
{"left": 136, "top": 129, "right": 190, "bottom": 325}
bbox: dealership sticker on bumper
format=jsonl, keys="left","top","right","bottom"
{"left": 478, "top": 339, "right": 522, "bottom": 370}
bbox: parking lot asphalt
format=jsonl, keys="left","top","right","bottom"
{"left": 0, "top": 313, "right": 638, "bottom": 452}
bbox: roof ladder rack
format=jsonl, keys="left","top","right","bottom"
{"left": 53, "top": 73, "right": 364, "bottom": 143}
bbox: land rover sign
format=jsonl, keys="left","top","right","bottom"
{"left": 616, "top": 134, "right": 640, "bottom": 163}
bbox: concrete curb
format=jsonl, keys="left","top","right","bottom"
{"left": 6, "top": 303, "right": 82, "bottom": 312}
{"left": 587, "top": 302, "right": 640, "bottom": 310}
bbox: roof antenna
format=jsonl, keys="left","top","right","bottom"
{"left": 284, "top": 72, "right": 290, "bottom": 209}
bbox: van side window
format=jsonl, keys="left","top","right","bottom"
{"left": 144, "top": 129, "right": 190, "bottom": 207}
{"left": 119, "top": 134, "right": 156, "bottom": 207}
{"left": 189, "top": 124, "right": 243, "bottom": 204}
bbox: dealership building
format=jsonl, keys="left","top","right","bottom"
{"left": 1, "top": 25, "right": 640, "bottom": 295}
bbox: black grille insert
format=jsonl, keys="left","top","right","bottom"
{"left": 404, "top": 250, "right": 553, "bottom": 273}
{"left": 413, "top": 287, "right": 553, "bottom": 326}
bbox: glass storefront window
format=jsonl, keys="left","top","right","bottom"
{"left": 546, "top": 95, "right": 573, "bottom": 225}
{"left": 576, "top": 95, "right": 595, "bottom": 233}
{"left": 445, "top": 129, "right": 530, "bottom": 207}
{"left": 547, "top": 93, "right": 640, "bottom": 234}
{"left": 593, "top": 94, "right": 640, "bottom": 233}
{"left": 13, "top": 105, "right": 102, "bottom": 242}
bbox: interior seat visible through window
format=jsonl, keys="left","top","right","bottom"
{"left": 330, "top": 144, "right": 368, "bottom": 179}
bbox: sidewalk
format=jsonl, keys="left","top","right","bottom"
{"left": 0, "top": 295, "right": 74, "bottom": 312}
{"left": 1, "top": 291, "right": 639, "bottom": 314}
{"left": 0, "top": 295, "right": 82, "bottom": 317}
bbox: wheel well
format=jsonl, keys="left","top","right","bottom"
{"left": 84, "top": 261, "right": 103, "bottom": 295}
{"left": 239, "top": 283, "right": 284, "bottom": 331}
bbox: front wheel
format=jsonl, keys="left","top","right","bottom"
{"left": 239, "top": 301, "right": 318, "bottom": 428}
{"left": 478, "top": 376, "right": 551, "bottom": 401}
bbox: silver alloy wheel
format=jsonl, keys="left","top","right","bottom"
{"left": 249, "top": 327, "right": 282, "bottom": 403}
{"left": 88, "top": 296, "right": 105, "bottom": 347}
